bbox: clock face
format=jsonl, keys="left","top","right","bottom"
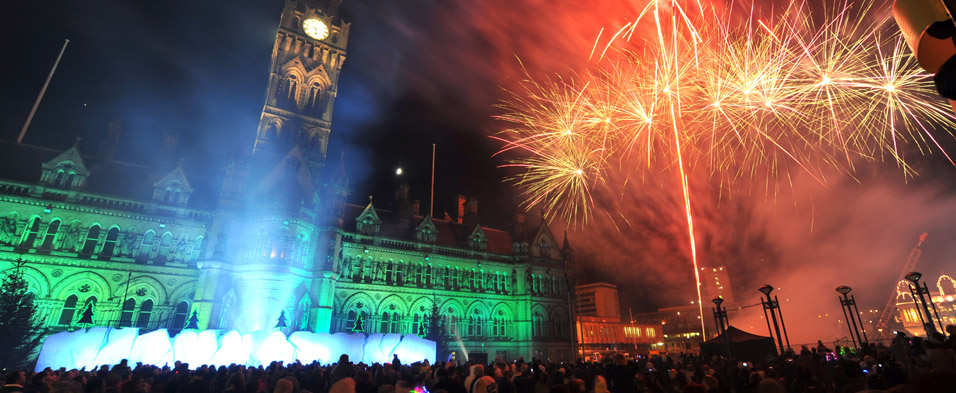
{"left": 303, "top": 18, "right": 329, "bottom": 40}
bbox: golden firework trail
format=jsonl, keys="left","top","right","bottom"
{"left": 496, "top": 0, "right": 956, "bottom": 338}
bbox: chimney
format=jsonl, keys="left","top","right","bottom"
{"left": 513, "top": 211, "right": 527, "bottom": 241}
{"left": 396, "top": 183, "right": 415, "bottom": 221}
{"left": 96, "top": 119, "right": 122, "bottom": 162}
{"left": 463, "top": 197, "right": 479, "bottom": 227}
{"left": 457, "top": 195, "right": 466, "bottom": 224}
{"left": 155, "top": 130, "right": 180, "bottom": 171}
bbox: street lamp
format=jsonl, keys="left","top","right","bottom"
{"left": 759, "top": 284, "right": 791, "bottom": 355}
{"left": 905, "top": 271, "right": 945, "bottom": 339}
{"left": 835, "top": 286, "right": 867, "bottom": 349}
{"left": 711, "top": 297, "right": 733, "bottom": 358}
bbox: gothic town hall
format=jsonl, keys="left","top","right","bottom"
{"left": 0, "top": 0, "right": 574, "bottom": 363}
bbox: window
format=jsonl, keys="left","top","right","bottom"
{"left": 21, "top": 217, "right": 41, "bottom": 249}
{"left": 39, "top": 219, "right": 60, "bottom": 251}
{"left": 140, "top": 231, "right": 155, "bottom": 260}
{"left": 80, "top": 225, "right": 101, "bottom": 256}
{"left": 445, "top": 314, "right": 459, "bottom": 336}
{"left": 552, "top": 314, "right": 563, "bottom": 337}
{"left": 424, "top": 266, "right": 432, "bottom": 287}
{"left": 119, "top": 299, "right": 135, "bottom": 327}
{"left": 468, "top": 316, "right": 482, "bottom": 337}
{"left": 532, "top": 312, "right": 544, "bottom": 337}
{"left": 308, "top": 83, "right": 321, "bottom": 107}
{"left": 472, "top": 270, "right": 480, "bottom": 290}
{"left": 65, "top": 173, "right": 75, "bottom": 189}
{"left": 386, "top": 262, "right": 397, "bottom": 283}
{"left": 380, "top": 311, "right": 401, "bottom": 334}
{"left": 54, "top": 171, "right": 65, "bottom": 187}
{"left": 58, "top": 295, "right": 78, "bottom": 325}
{"left": 493, "top": 317, "right": 507, "bottom": 337}
{"left": 156, "top": 233, "right": 172, "bottom": 263}
{"left": 172, "top": 302, "right": 189, "bottom": 329}
{"left": 101, "top": 227, "right": 119, "bottom": 258}
{"left": 288, "top": 75, "right": 298, "bottom": 98}
{"left": 434, "top": 267, "right": 445, "bottom": 288}
{"left": 136, "top": 300, "right": 153, "bottom": 329}
{"left": 346, "top": 310, "right": 357, "bottom": 331}
{"left": 189, "top": 237, "right": 203, "bottom": 262}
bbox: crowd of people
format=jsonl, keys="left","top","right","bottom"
{"left": 3, "top": 330, "right": 955, "bottom": 393}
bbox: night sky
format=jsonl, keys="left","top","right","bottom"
{"left": 4, "top": 0, "right": 956, "bottom": 343}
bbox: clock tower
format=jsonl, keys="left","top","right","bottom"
{"left": 253, "top": 0, "right": 349, "bottom": 176}
{"left": 193, "top": 0, "right": 350, "bottom": 333}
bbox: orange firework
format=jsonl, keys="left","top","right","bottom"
{"left": 495, "top": 0, "right": 956, "bottom": 337}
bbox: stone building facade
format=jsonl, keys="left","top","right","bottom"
{"left": 0, "top": 0, "right": 573, "bottom": 363}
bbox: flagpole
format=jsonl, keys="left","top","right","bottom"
{"left": 430, "top": 143, "right": 436, "bottom": 217}
{"left": 18, "top": 39, "right": 70, "bottom": 144}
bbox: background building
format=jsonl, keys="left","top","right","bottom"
{"left": 574, "top": 282, "right": 660, "bottom": 360}
{"left": 634, "top": 304, "right": 716, "bottom": 353}
{"left": 0, "top": 0, "right": 573, "bottom": 363}
{"left": 699, "top": 265, "right": 734, "bottom": 304}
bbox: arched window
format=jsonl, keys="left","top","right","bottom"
{"left": 173, "top": 190, "right": 182, "bottom": 204}
{"left": 472, "top": 270, "right": 481, "bottom": 291}
{"left": 54, "top": 171, "right": 65, "bottom": 187}
{"left": 101, "top": 227, "right": 120, "bottom": 258}
{"left": 285, "top": 75, "right": 299, "bottom": 103}
{"left": 346, "top": 310, "right": 357, "bottom": 331}
{"left": 424, "top": 265, "right": 432, "bottom": 287}
{"left": 552, "top": 314, "right": 563, "bottom": 337}
{"left": 58, "top": 295, "right": 78, "bottom": 325}
{"left": 136, "top": 299, "right": 153, "bottom": 329}
{"left": 163, "top": 189, "right": 173, "bottom": 203}
{"left": 271, "top": 228, "right": 291, "bottom": 260}
{"left": 379, "top": 311, "right": 402, "bottom": 334}
{"left": 434, "top": 266, "right": 444, "bottom": 288}
{"left": 468, "top": 316, "right": 483, "bottom": 337}
{"left": 171, "top": 301, "right": 189, "bottom": 329}
{"left": 156, "top": 233, "right": 172, "bottom": 264}
{"left": 532, "top": 312, "right": 544, "bottom": 337}
{"left": 264, "top": 121, "right": 278, "bottom": 140}
{"left": 39, "top": 219, "right": 60, "bottom": 251}
{"left": 21, "top": 217, "right": 41, "bottom": 249}
{"left": 493, "top": 317, "right": 507, "bottom": 337}
{"left": 80, "top": 225, "right": 101, "bottom": 256}
{"left": 308, "top": 83, "right": 321, "bottom": 107}
{"left": 65, "top": 173, "right": 75, "bottom": 189}
{"left": 189, "top": 237, "right": 203, "bottom": 262}
{"left": 139, "top": 231, "right": 155, "bottom": 260}
{"left": 119, "top": 298, "right": 136, "bottom": 327}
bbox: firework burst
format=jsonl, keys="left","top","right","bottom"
{"left": 496, "top": 0, "right": 955, "bottom": 223}
{"left": 495, "top": 0, "right": 956, "bottom": 337}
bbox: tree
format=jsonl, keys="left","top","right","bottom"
{"left": 76, "top": 302, "right": 95, "bottom": 326}
{"left": 427, "top": 295, "right": 449, "bottom": 362}
{"left": 276, "top": 310, "right": 288, "bottom": 328}
{"left": 0, "top": 259, "right": 43, "bottom": 369}
{"left": 352, "top": 312, "right": 365, "bottom": 333}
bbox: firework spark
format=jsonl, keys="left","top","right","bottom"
{"left": 496, "top": 0, "right": 954, "bottom": 223}
{"left": 495, "top": 0, "right": 956, "bottom": 336}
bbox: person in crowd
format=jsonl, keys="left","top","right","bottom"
{"left": 18, "top": 332, "right": 956, "bottom": 393}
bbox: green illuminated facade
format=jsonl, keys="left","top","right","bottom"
{"left": 0, "top": 0, "right": 573, "bottom": 362}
